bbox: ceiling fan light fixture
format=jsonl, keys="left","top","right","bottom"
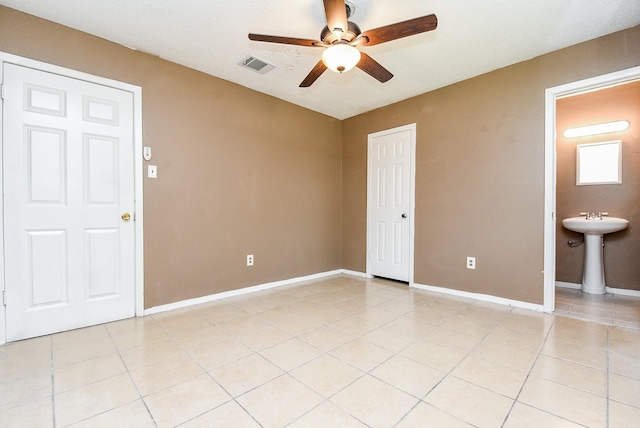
{"left": 322, "top": 43, "right": 361, "bottom": 73}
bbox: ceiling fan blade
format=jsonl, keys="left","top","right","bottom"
{"left": 300, "top": 60, "right": 328, "bottom": 87}
{"left": 249, "top": 33, "right": 323, "bottom": 47}
{"left": 356, "top": 52, "right": 393, "bottom": 83}
{"left": 359, "top": 14, "right": 438, "bottom": 46}
{"left": 323, "top": 0, "right": 349, "bottom": 33}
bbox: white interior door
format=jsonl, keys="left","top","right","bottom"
{"left": 367, "top": 124, "right": 415, "bottom": 282}
{"left": 3, "top": 63, "right": 136, "bottom": 341}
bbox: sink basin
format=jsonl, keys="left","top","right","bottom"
{"left": 561, "top": 216, "right": 629, "bottom": 294}
{"left": 562, "top": 217, "right": 628, "bottom": 235}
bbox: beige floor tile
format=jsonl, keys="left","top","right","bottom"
{"left": 401, "top": 340, "right": 467, "bottom": 372}
{"left": 503, "top": 402, "right": 583, "bottom": 428}
{"left": 200, "top": 304, "right": 247, "bottom": 324}
{"left": 609, "top": 326, "right": 640, "bottom": 360}
{"left": 109, "top": 324, "right": 168, "bottom": 350}
{"left": 609, "top": 399, "right": 640, "bottom": 428}
{"left": 54, "top": 352, "right": 126, "bottom": 393}
{"left": 264, "top": 313, "right": 324, "bottom": 336}
{"left": 385, "top": 316, "right": 435, "bottom": 337}
{"left": 374, "top": 300, "right": 414, "bottom": 315}
{"left": 54, "top": 373, "right": 139, "bottom": 427}
{"left": 330, "top": 315, "right": 381, "bottom": 337}
{"left": 217, "top": 315, "right": 271, "bottom": 336}
{"left": 424, "top": 376, "right": 513, "bottom": 428}
{"left": 188, "top": 337, "right": 254, "bottom": 370}
{"left": 69, "top": 399, "right": 155, "bottom": 428}
{"left": 354, "top": 307, "right": 402, "bottom": 325}
{"left": 330, "top": 375, "right": 419, "bottom": 428}
{"left": 260, "top": 338, "right": 322, "bottom": 371}
{"left": 209, "top": 353, "right": 283, "bottom": 397}
{"left": 237, "top": 374, "right": 323, "bottom": 427}
{"left": 155, "top": 315, "right": 213, "bottom": 336}
{"left": 498, "top": 309, "right": 555, "bottom": 336}
{"left": 541, "top": 337, "right": 607, "bottom": 369}
{"left": 52, "top": 325, "right": 110, "bottom": 350}
{"left": 180, "top": 400, "right": 261, "bottom": 427}
{"left": 144, "top": 374, "right": 231, "bottom": 427}
{"left": 549, "top": 316, "right": 609, "bottom": 348}
{"left": 0, "top": 369, "right": 51, "bottom": 412}
{"left": 441, "top": 315, "right": 495, "bottom": 337}
{"left": 129, "top": 352, "right": 205, "bottom": 396}
{"left": 171, "top": 325, "right": 231, "bottom": 351}
{"left": 304, "top": 306, "right": 350, "bottom": 323}
{"left": 405, "top": 306, "right": 457, "bottom": 325}
{"left": 52, "top": 337, "right": 117, "bottom": 367}
{"left": 0, "top": 336, "right": 51, "bottom": 364}
{"left": 290, "top": 354, "right": 363, "bottom": 398}
{"left": 289, "top": 401, "right": 368, "bottom": 427}
{"left": 361, "top": 326, "right": 416, "bottom": 352}
{"left": 425, "top": 326, "right": 482, "bottom": 353}
{"left": 482, "top": 325, "right": 544, "bottom": 352}
{"left": 518, "top": 376, "right": 606, "bottom": 427}
{"left": 396, "top": 402, "right": 474, "bottom": 428}
{"left": 457, "top": 304, "right": 510, "bottom": 324}
{"left": 370, "top": 355, "right": 445, "bottom": 398}
{"left": 298, "top": 326, "right": 354, "bottom": 352}
{"left": 609, "top": 351, "right": 640, "bottom": 379}
{"left": 118, "top": 337, "right": 186, "bottom": 370}
{"left": 231, "top": 324, "right": 292, "bottom": 351}
{"left": 330, "top": 338, "right": 393, "bottom": 371}
{"left": 451, "top": 356, "right": 527, "bottom": 398}
{"left": 530, "top": 354, "right": 606, "bottom": 396}
{"left": 609, "top": 373, "right": 640, "bottom": 408}
{"left": 0, "top": 397, "right": 53, "bottom": 428}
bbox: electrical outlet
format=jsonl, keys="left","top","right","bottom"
{"left": 247, "top": 254, "right": 254, "bottom": 266}
{"left": 467, "top": 256, "right": 476, "bottom": 270}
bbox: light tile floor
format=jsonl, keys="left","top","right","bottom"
{"left": 1, "top": 275, "right": 640, "bottom": 427}
{"left": 555, "top": 286, "right": 640, "bottom": 329}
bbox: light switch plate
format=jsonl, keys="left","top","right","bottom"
{"left": 143, "top": 146, "right": 152, "bottom": 161}
{"left": 148, "top": 165, "right": 157, "bottom": 178}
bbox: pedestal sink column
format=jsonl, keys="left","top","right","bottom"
{"left": 582, "top": 234, "right": 606, "bottom": 294}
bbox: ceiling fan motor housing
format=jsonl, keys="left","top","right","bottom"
{"left": 320, "top": 21, "right": 361, "bottom": 44}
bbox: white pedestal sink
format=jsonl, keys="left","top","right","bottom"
{"left": 562, "top": 216, "right": 629, "bottom": 294}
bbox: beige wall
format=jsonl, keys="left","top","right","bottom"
{"left": 342, "top": 25, "right": 640, "bottom": 304}
{"left": 556, "top": 81, "right": 640, "bottom": 290}
{"left": 2, "top": 6, "right": 639, "bottom": 308}
{"left": 0, "top": 6, "right": 343, "bottom": 309}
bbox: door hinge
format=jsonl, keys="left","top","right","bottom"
{"left": 2, "top": 290, "right": 6, "bottom": 306}
{"left": 0, "top": 83, "right": 4, "bottom": 100}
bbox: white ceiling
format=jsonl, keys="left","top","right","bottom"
{"left": 3, "top": 0, "right": 640, "bottom": 119}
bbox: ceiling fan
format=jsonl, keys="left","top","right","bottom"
{"left": 248, "top": 0, "right": 438, "bottom": 87}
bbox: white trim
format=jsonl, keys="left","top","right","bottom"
{"left": 0, "top": 52, "right": 144, "bottom": 345}
{"left": 543, "top": 66, "right": 640, "bottom": 314}
{"left": 366, "top": 123, "right": 417, "bottom": 285}
{"left": 340, "top": 269, "right": 369, "bottom": 278}
{"left": 558, "top": 281, "right": 640, "bottom": 297}
{"left": 556, "top": 281, "right": 581, "bottom": 290}
{"left": 412, "top": 282, "right": 544, "bottom": 312}
{"left": 144, "top": 270, "right": 344, "bottom": 316}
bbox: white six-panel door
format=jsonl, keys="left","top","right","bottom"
{"left": 3, "top": 63, "right": 136, "bottom": 341}
{"left": 367, "top": 124, "right": 415, "bottom": 282}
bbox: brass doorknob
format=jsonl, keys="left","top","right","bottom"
{"left": 121, "top": 212, "right": 131, "bottom": 221}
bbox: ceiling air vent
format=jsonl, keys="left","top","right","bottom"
{"left": 239, "top": 55, "right": 275, "bottom": 74}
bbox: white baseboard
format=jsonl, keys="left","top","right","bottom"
{"left": 340, "top": 269, "right": 369, "bottom": 278}
{"left": 556, "top": 281, "right": 640, "bottom": 297}
{"left": 556, "top": 281, "right": 581, "bottom": 290}
{"left": 412, "top": 282, "right": 544, "bottom": 312}
{"left": 144, "top": 269, "right": 344, "bottom": 316}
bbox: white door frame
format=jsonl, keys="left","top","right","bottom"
{"left": 543, "top": 66, "right": 640, "bottom": 313}
{"left": 0, "top": 52, "right": 144, "bottom": 345}
{"left": 366, "top": 123, "right": 416, "bottom": 284}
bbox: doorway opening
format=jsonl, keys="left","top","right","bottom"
{"left": 543, "top": 66, "right": 640, "bottom": 314}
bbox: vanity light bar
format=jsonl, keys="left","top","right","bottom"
{"left": 563, "top": 120, "right": 630, "bottom": 138}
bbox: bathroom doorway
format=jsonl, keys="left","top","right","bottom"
{"left": 544, "top": 66, "right": 640, "bottom": 323}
